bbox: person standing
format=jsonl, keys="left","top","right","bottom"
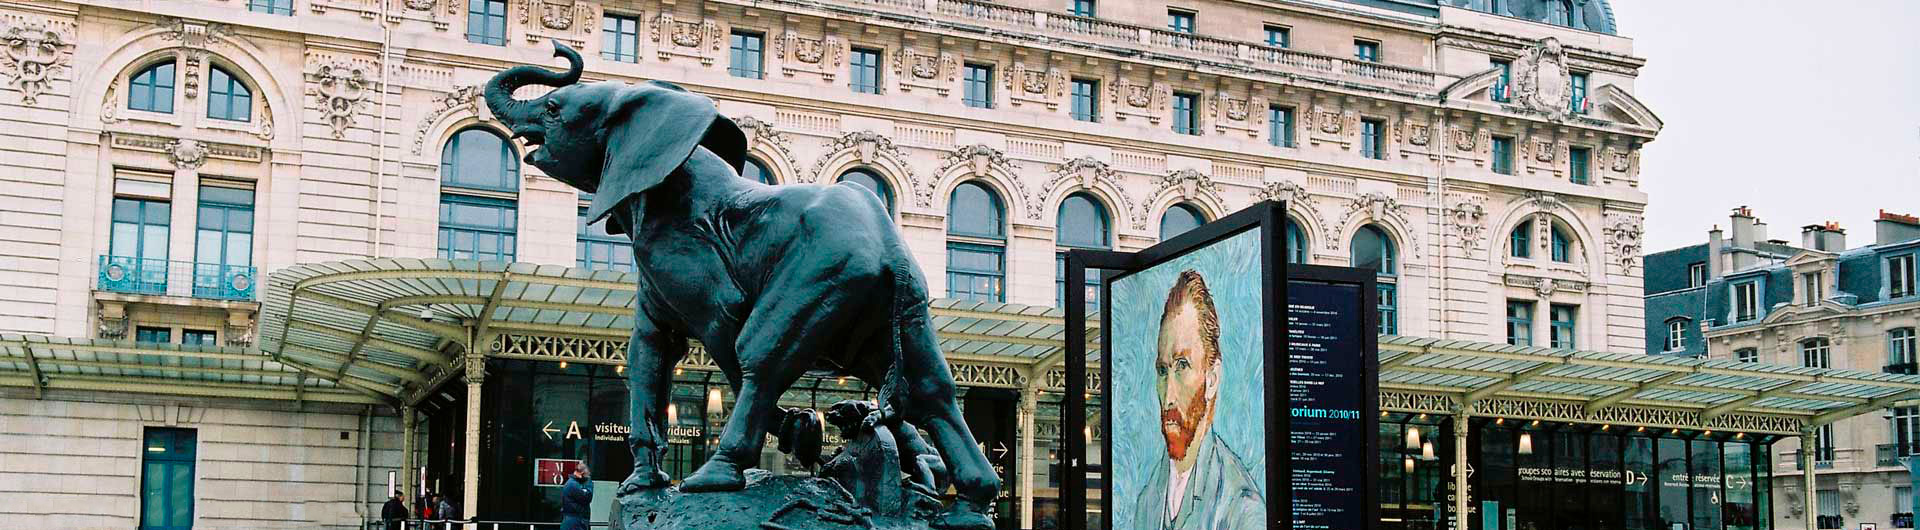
{"left": 381, "top": 490, "right": 409, "bottom": 530}
{"left": 437, "top": 494, "right": 458, "bottom": 522}
{"left": 560, "top": 464, "right": 592, "bottom": 530}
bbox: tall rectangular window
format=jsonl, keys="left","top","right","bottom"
{"left": 1506, "top": 300, "right": 1533, "bottom": 346}
{"left": 110, "top": 177, "right": 173, "bottom": 296}
{"left": 728, "top": 31, "right": 765, "bottom": 79}
{"left": 1666, "top": 319, "right": 1687, "bottom": 352}
{"left": 438, "top": 195, "right": 518, "bottom": 262}
{"left": 1172, "top": 92, "right": 1199, "bottom": 135}
{"left": 141, "top": 427, "right": 196, "bottom": 530}
{"left": 1269, "top": 106, "right": 1295, "bottom": 147}
{"left": 1892, "top": 328, "right": 1917, "bottom": 373}
{"left": 963, "top": 63, "right": 994, "bottom": 108}
{"left": 1895, "top": 407, "right": 1920, "bottom": 456}
{"left": 1570, "top": 72, "right": 1589, "bottom": 114}
{"left": 1264, "top": 25, "right": 1290, "bottom": 48}
{"left": 248, "top": 0, "right": 293, "bottom": 15}
{"left": 1491, "top": 136, "right": 1514, "bottom": 174}
{"left": 1354, "top": 40, "right": 1379, "bottom": 62}
{"left": 577, "top": 207, "right": 634, "bottom": 272}
{"left": 1070, "top": 79, "right": 1099, "bottom": 122}
{"left": 1734, "top": 280, "right": 1760, "bottom": 322}
{"left": 1688, "top": 262, "right": 1707, "bottom": 287}
{"left": 1891, "top": 253, "right": 1916, "bottom": 299}
{"left": 194, "top": 184, "right": 254, "bottom": 300}
{"left": 1069, "top": 0, "right": 1095, "bottom": 18}
{"left": 850, "top": 47, "right": 882, "bottom": 94}
{"left": 1491, "top": 59, "right": 1512, "bottom": 102}
{"left": 1804, "top": 271, "right": 1825, "bottom": 306}
{"left": 1569, "top": 146, "right": 1591, "bottom": 184}
{"left": 466, "top": 0, "right": 508, "bottom": 46}
{"left": 601, "top": 13, "right": 640, "bottom": 63}
{"left": 1167, "top": 9, "right": 1194, "bottom": 33}
{"left": 1550, "top": 304, "right": 1576, "bottom": 349}
{"left": 1377, "top": 283, "right": 1397, "bottom": 335}
{"left": 947, "top": 243, "right": 1005, "bottom": 303}
{"left": 1360, "top": 118, "right": 1385, "bottom": 160}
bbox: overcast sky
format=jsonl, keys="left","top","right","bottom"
{"left": 1606, "top": 0, "right": 1920, "bottom": 252}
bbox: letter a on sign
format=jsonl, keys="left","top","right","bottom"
{"left": 566, "top": 421, "right": 583, "bottom": 440}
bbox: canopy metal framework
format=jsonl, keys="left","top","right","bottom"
{"left": 0, "top": 334, "right": 379, "bottom": 405}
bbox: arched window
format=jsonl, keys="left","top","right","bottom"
{"left": 1801, "top": 338, "right": 1831, "bottom": 368}
{"left": 577, "top": 206, "right": 634, "bottom": 272}
{"left": 1352, "top": 224, "right": 1397, "bottom": 334}
{"left": 438, "top": 128, "right": 520, "bottom": 262}
{"left": 743, "top": 157, "right": 774, "bottom": 184}
{"left": 1548, "top": 0, "right": 1573, "bottom": 26}
{"left": 129, "top": 60, "right": 176, "bottom": 114}
{"left": 1160, "top": 203, "right": 1207, "bottom": 240}
{"left": 1056, "top": 193, "right": 1110, "bottom": 307}
{"left": 839, "top": 168, "right": 892, "bottom": 214}
{"left": 1550, "top": 225, "right": 1572, "bottom": 263}
{"left": 207, "top": 66, "right": 252, "bottom": 122}
{"left": 1285, "top": 217, "right": 1308, "bottom": 264}
{"left": 1510, "top": 220, "right": 1532, "bottom": 259}
{"left": 947, "top": 181, "right": 1005, "bottom": 302}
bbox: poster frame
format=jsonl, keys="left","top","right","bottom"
{"left": 1285, "top": 263, "right": 1382, "bottom": 530}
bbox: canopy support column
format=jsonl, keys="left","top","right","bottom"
{"left": 463, "top": 355, "right": 486, "bottom": 527}
{"left": 1017, "top": 385, "right": 1038, "bottom": 530}
{"left": 1803, "top": 427, "right": 1818, "bottom": 530}
{"left": 401, "top": 404, "right": 417, "bottom": 513}
{"left": 1453, "top": 411, "right": 1470, "bottom": 530}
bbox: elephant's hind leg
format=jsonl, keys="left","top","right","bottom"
{"left": 896, "top": 310, "right": 999, "bottom": 529}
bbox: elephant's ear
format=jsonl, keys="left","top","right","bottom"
{"left": 588, "top": 81, "right": 742, "bottom": 224}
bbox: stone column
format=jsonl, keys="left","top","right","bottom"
{"left": 1803, "top": 429, "right": 1818, "bottom": 530}
{"left": 1018, "top": 385, "right": 1039, "bottom": 530}
{"left": 463, "top": 355, "right": 486, "bottom": 527}
{"left": 1453, "top": 412, "right": 1470, "bottom": 530}
{"left": 401, "top": 404, "right": 417, "bottom": 511}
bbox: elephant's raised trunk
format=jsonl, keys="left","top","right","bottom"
{"left": 483, "top": 41, "right": 584, "bottom": 127}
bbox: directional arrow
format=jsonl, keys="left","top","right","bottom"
{"left": 993, "top": 442, "right": 1010, "bottom": 460}
{"left": 542, "top": 421, "right": 560, "bottom": 440}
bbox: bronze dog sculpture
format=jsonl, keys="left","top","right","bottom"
{"left": 483, "top": 42, "right": 997, "bottom": 528}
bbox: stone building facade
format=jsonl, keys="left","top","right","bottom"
{"left": 0, "top": 0, "right": 1660, "bottom": 527}
{"left": 1647, "top": 209, "right": 1920, "bottom": 530}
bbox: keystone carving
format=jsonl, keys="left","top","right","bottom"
{"left": 167, "top": 139, "right": 209, "bottom": 169}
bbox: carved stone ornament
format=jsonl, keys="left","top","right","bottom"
{"left": 940, "top": 144, "right": 1028, "bottom": 216}
{"left": 1108, "top": 78, "right": 1168, "bottom": 123}
{"left": 1604, "top": 212, "right": 1644, "bottom": 271}
{"left": 98, "top": 314, "right": 128, "bottom": 339}
{"left": 520, "top": 0, "right": 580, "bottom": 31}
{"left": 1315, "top": 108, "right": 1343, "bottom": 134}
{"left": 1530, "top": 137, "right": 1557, "bottom": 163}
{"left": 1137, "top": 169, "right": 1222, "bottom": 229}
{"left": 776, "top": 32, "right": 844, "bottom": 82}
{"left": 254, "top": 98, "right": 275, "bottom": 141}
{"left": 651, "top": 14, "right": 723, "bottom": 65}
{"left": 226, "top": 322, "right": 254, "bottom": 346}
{"left": 101, "top": 81, "right": 123, "bottom": 124}
{"left": 733, "top": 116, "right": 797, "bottom": 172}
{"left": 413, "top": 85, "right": 483, "bottom": 155}
{"left": 1450, "top": 126, "right": 1478, "bottom": 152}
{"left": 405, "top": 0, "right": 437, "bottom": 10}
{"left": 1446, "top": 194, "right": 1488, "bottom": 253}
{"left": 156, "top": 17, "right": 232, "bottom": 51}
{"left": 1339, "top": 191, "right": 1420, "bottom": 256}
{"left": 894, "top": 47, "right": 957, "bottom": 96}
{"left": 1525, "top": 190, "right": 1566, "bottom": 212}
{"left": 182, "top": 49, "right": 205, "bottom": 100}
{"left": 0, "top": 17, "right": 75, "bottom": 106}
{"left": 1032, "top": 157, "right": 1134, "bottom": 222}
{"left": 1510, "top": 37, "right": 1572, "bottom": 122}
{"left": 1207, "top": 91, "right": 1267, "bottom": 137}
{"left": 167, "top": 139, "right": 209, "bottom": 169}
{"left": 1405, "top": 121, "right": 1431, "bottom": 146}
{"left": 808, "top": 131, "right": 915, "bottom": 193}
{"left": 1005, "top": 63, "right": 1065, "bottom": 109}
{"left": 310, "top": 59, "right": 373, "bottom": 139}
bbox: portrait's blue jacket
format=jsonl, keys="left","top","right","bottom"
{"left": 1132, "top": 429, "right": 1266, "bottom": 530}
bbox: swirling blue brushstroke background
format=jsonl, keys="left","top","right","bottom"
{"left": 1108, "top": 228, "right": 1265, "bottom": 530}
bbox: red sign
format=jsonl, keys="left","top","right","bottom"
{"left": 535, "top": 458, "right": 584, "bottom": 487}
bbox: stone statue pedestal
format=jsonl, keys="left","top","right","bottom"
{"left": 611, "top": 470, "right": 943, "bottom": 530}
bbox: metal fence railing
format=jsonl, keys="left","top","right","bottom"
{"left": 97, "top": 255, "right": 256, "bottom": 301}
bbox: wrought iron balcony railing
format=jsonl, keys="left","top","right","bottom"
{"left": 1878, "top": 443, "right": 1920, "bottom": 467}
{"left": 1788, "top": 449, "right": 1836, "bottom": 470}
{"left": 1888, "top": 362, "right": 1918, "bottom": 375}
{"left": 97, "top": 255, "right": 257, "bottom": 302}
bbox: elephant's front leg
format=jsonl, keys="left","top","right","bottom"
{"left": 619, "top": 316, "right": 687, "bottom": 495}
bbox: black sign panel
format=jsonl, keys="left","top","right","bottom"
{"left": 1286, "top": 272, "right": 1379, "bottom": 530}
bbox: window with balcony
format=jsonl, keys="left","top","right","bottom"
{"left": 850, "top": 48, "right": 882, "bottom": 94}
{"left": 466, "top": 0, "right": 508, "bottom": 45}
{"left": 1071, "top": 79, "right": 1099, "bottom": 122}
{"left": 106, "top": 176, "right": 172, "bottom": 297}
{"left": 947, "top": 181, "right": 1006, "bottom": 303}
{"left": 1897, "top": 487, "right": 1916, "bottom": 528}
{"left": 1569, "top": 146, "right": 1591, "bottom": 185}
{"left": 577, "top": 206, "right": 635, "bottom": 272}
{"left": 205, "top": 66, "right": 252, "bottom": 122}
{"left": 193, "top": 183, "right": 254, "bottom": 301}
{"left": 1160, "top": 203, "right": 1206, "bottom": 241}
{"left": 1490, "top": 59, "right": 1511, "bottom": 102}
{"left": 963, "top": 63, "right": 994, "bottom": 108}
{"left": 1570, "top": 72, "right": 1589, "bottom": 114}
{"left": 1492, "top": 136, "right": 1514, "bottom": 174}
{"left": 438, "top": 128, "right": 519, "bottom": 262}
{"left": 1506, "top": 300, "right": 1533, "bottom": 346}
{"left": 1264, "top": 25, "right": 1289, "bottom": 48}
{"left": 1167, "top": 9, "right": 1194, "bottom": 34}
{"left": 248, "top": 0, "right": 293, "bottom": 15}
{"left": 1269, "top": 106, "right": 1295, "bottom": 147}
{"left": 1510, "top": 220, "right": 1532, "bottom": 259}
{"left": 728, "top": 31, "right": 764, "bottom": 78}
{"left": 1361, "top": 118, "right": 1385, "bottom": 160}
{"left": 1550, "top": 304, "right": 1576, "bottom": 349}
{"left": 1733, "top": 280, "right": 1760, "bottom": 322}
{"left": 1891, "top": 253, "right": 1916, "bottom": 299}
{"left": 129, "top": 60, "right": 176, "bottom": 114}
{"left": 1802, "top": 338, "right": 1831, "bottom": 368}
{"left": 1354, "top": 40, "right": 1379, "bottom": 62}
{"left": 840, "top": 168, "right": 893, "bottom": 214}
{"left": 1664, "top": 318, "right": 1687, "bottom": 352}
{"left": 601, "top": 13, "right": 639, "bottom": 63}
{"left": 1172, "top": 92, "right": 1199, "bottom": 135}
{"left": 1056, "top": 193, "right": 1110, "bottom": 308}
{"left": 1735, "top": 347, "right": 1758, "bottom": 363}
{"left": 140, "top": 427, "right": 197, "bottom": 530}
{"left": 1069, "top": 0, "right": 1095, "bottom": 18}
{"left": 1891, "top": 328, "right": 1918, "bottom": 374}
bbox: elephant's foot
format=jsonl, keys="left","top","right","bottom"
{"left": 617, "top": 468, "right": 671, "bottom": 496}
{"left": 679, "top": 457, "right": 746, "bottom": 492}
{"left": 929, "top": 498, "right": 994, "bottom": 530}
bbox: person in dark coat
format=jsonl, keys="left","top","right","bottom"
{"left": 380, "top": 490, "right": 409, "bottom": 530}
{"left": 560, "top": 465, "right": 593, "bottom": 530}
